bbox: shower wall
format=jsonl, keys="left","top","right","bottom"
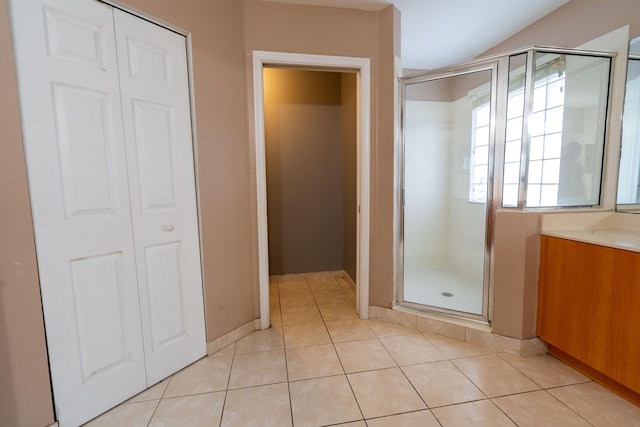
{"left": 403, "top": 100, "right": 450, "bottom": 268}
{"left": 403, "top": 97, "right": 486, "bottom": 283}
{"left": 448, "top": 97, "right": 486, "bottom": 282}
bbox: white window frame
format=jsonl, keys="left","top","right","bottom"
{"left": 469, "top": 103, "right": 490, "bottom": 204}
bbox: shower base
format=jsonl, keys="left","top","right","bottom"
{"left": 403, "top": 265, "right": 483, "bottom": 315}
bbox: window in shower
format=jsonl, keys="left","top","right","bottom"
{"left": 527, "top": 72, "right": 566, "bottom": 206}
{"left": 503, "top": 57, "right": 526, "bottom": 207}
{"left": 470, "top": 103, "right": 490, "bottom": 203}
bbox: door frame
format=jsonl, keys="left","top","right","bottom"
{"left": 396, "top": 62, "right": 499, "bottom": 323}
{"left": 252, "top": 51, "right": 371, "bottom": 329}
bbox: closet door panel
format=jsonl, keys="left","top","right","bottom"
{"left": 9, "top": 0, "right": 147, "bottom": 426}
{"left": 70, "top": 252, "right": 131, "bottom": 380}
{"left": 52, "top": 83, "right": 118, "bottom": 216}
{"left": 144, "top": 242, "right": 187, "bottom": 347}
{"left": 131, "top": 100, "right": 176, "bottom": 208}
{"left": 114, "top": 9, "right": 206, "bottom": 385}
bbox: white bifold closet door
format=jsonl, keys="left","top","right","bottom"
{"left": 9, "top": 0, "right": 206, "bottom": 426}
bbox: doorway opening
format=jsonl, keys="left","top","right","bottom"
{"left": 252, "top": 52, "right": 371, "bottom": 329}
{"left": 264, "top": 69, "right": 355, "bottom": 272}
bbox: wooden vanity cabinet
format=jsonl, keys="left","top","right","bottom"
{"left": 537, "top": 235, "right": 640, "bottom": 403}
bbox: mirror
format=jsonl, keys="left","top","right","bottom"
{"left": 616, "top": 37, "right": 640, "bottom": 211}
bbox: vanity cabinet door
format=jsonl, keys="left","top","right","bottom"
{"left": 537, "top": 236, "right": 640, "bottom": 398}
{"left": 609, "top": 249, "right": 640, "bottom": 392}
{"left": 537, "top": 236, "right": 615, "bottom": 370}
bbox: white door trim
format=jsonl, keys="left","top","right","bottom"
{"left": 252, "top": 51, "right": 371, "bottom": 329}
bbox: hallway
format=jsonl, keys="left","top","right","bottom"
{"left": 85, "top": 278, "right": 640, "bottom": 426}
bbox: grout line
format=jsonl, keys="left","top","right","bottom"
{"left": 144, "top": 399, "right": 161, "bottom": 427}
{"left": 490, "top": 388, "right": 598, "bottom": 426}
{"left": 397, "top": 361, "right": 429, "bottom": 410}
{"left": 544, "top": 389, "right": 597, "bottom": 426}
{"left": 495, "top": 351, "right": 547, "bottom": 390}
{"left": 277, "top": 290, "right": 294, "bottom": 426}
{"left": 216, "top": 381, "right": 233, "bottom": 425}
{"left": 143, "top": 374, "right": 175, "bottom": 426}
{"left": 363, "top": 409, "right": 444, "bottom": 426}
{"left": 318, "top": 281, "right": 366, "bottom": 424}
{"left": 447, "top": 357, "right": 490, "bottom": 401}
{"left": 427, "top": 396, "right": 491, "bottom": 410}
{"left": 279, "top": 280, "right": 296, "bottom": 426}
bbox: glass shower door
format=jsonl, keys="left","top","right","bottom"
{"left": 400, "top": 67, "right": 494, "bottom": 320}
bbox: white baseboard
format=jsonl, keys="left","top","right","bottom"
{"left": 269, "top": 270, "right": 344, "bottom": 283}
{"left": 341, "top": 271, "right": 356, "bottom": 291}
{"left": 206, "top": 320, "right": 258, "bottom": 355}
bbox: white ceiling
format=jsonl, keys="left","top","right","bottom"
{"left": 261, "top": 0, "right": 569, "bottom": 70}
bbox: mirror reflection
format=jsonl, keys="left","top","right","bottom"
{"left": 617, "top": 37, "right": 640, "bottom": 210}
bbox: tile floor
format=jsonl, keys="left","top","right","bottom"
{"left": 85, "top": 278, "right": 640, "bottom": 427}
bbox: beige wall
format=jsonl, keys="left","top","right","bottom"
{"left": 492, "top": 211, "right": 544, "bottom": 338}
{"left": 373, "top": 5, "right": 401, "bottom": 306}
{"left": 264, "top": 68, "right": 344, "bottom": 274}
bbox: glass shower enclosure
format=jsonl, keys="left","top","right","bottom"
{"left": 398, "top": 47, "right": 613, "bottom": 322}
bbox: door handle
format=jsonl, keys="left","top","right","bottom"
{"left": 162, "top": 224, "right": 175, "bottom": 231}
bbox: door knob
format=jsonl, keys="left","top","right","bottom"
{"left": 162, "top": 224, "right": 175, "bottom": 231}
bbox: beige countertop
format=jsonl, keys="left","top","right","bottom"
{"left": 540, "top": 211, "right": 640, "bottom": 253}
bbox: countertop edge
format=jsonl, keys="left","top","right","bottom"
{"left": 541, "top": 228, "right": 640, "bottom": 253}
